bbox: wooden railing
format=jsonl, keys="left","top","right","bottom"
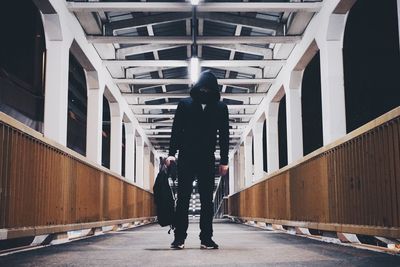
{"left": 229, "top": 107, "right": 400, "bottom": 238}
{"left": 0, "top": 112, "right": 155, "bottom": 240}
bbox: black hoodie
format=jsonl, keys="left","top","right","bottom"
{"left": 168, "top": 70, "right": 230, "bottom": 165}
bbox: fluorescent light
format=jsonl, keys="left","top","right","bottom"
{"left": 190, "top": 0, "right": 200, "bottom": 5}
{"left": 189, "top": 57, "right": 200, "bottom": 84}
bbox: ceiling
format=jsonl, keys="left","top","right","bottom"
{"left": 67, "top": 0, "right": 322, "bottom": 161}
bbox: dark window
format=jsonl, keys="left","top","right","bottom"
{"left": 0, "top": 0, "right": 46, "bottom": 131}
{"left": 302, "top": 52, "right": 323, "bottom": 155}
{"left": 67, "top": 54, "right": 87, "bottom": 155}
{"left": 343, "top": 0, "right": 400, "bottom": 132}
{"left": 278, "top": 96, "right": 288, "bottom": 168}
{"left": 102, "top": 96, "right": 111, "bottom": 168}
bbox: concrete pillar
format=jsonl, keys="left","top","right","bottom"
{"left": 397, "top": 0, "right": 400, "bottom": 50}
{"left": 143, "top": 145, "right": 151, "bottom": 190}
{"left": 238, "top": 144, "right": 245, "bottom": 190}
{"left": 285, "top": 71, "right": 304, "bottom": 163}
{"left": 43, "top": 40, "right": 71, "bottom": 145}
{"left": 317, "top": 14, "right": 347, "bottom": 144}
{"left": 252, "top": 121, "right": 264, "bottom": 181}
{"left": 243, "top": 134, "right": 253, "bottom": 187}
{"left": 86, "top": 82, "right": 104, "bottom": 164}
{"left": 135, "top": 135, "right": 144, "bottom": 187}
{"left": 124, "top": 123, "right": 136, "bottom": 182}
{"left": 235, "top": 152, "right": 240, "bottom": 192}
{"left": 228, "top": 157, "right": 235, "bottom": 195}
{"left": 109, "top": 103, "right": 123, "bottom": 174}
{"left": 266, "top": 103, "right": 280, "bottom": 173}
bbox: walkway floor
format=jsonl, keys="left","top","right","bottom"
{"left": 1, "top": 219, "right": 399, "bottom": 266}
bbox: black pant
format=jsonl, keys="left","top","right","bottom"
{"left": 174, "top": 154, "right": 215, "bottom": 241}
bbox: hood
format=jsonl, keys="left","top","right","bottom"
{"left": 190, "top": 70, "right": 220, "bottom": 103}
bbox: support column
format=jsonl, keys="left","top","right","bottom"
{"left": 135, "top": 135, "right": 144, "bottom": 187}
{"left": 228, "top": 157, "right": 235, "bottom": 195}
{"left": 239, "top": 144, "right": 245, "bottom": 190}
{"left": 143, "top": 145, "right": 150, "bottom": 190}
{"left": 43, "top": 40, "right": 70, "bottom": 145}
{"left": 109, "top": 103, "right": 123, "bottom": 174}
{"left": 397, "top": 0, "right": 400, "bottom": 49}
{"left": 86, "top": 83, "right": 104, "bottom": 164}
{"left": 125, "top": 123, "right": 136, "bottom": 182}
{"left": 243, "top": 134, "right": 253, "bottom": 187}
{"left": 266, "top": 103, "right": 280, "bottom": 173}
{"left": 285, "top": 71, "right": 304, "bottom": 163}
{"left": 317, "top": 14, "right": 347, "bottom": 144}
{"left": 252, "top": 121, "right": 264, "bottom": 181}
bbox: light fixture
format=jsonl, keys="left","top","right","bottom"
{"left": 190, "top": 0, "right": 200, "bottom": 5}
{"left": 189, "top": 57, "right": 200, "bottom": 84}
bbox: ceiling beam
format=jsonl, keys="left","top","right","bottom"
{"left": 147, "top": 135, "right": 242, "bottom": 138}
{"left": 67, "top": 2, "right": 322, "bottom": 13}
{"left": 116, "top": 44, "right": 182, "bottom": 59}
{"left": 104, "top": 60, "right": 285, "bottom": 67}
{"left": 145, "top": 128, "right": 243, "bottom": 133}
{"left": 122, "top": 92, "right": 265, "bottom": 98}
{"left": 134, "top": 114, "right": 253, "bottom": 118}
{"left": 126, "top": 65, "right": 262, "bottom": 77}
{"left": 87, "top": 36, "right": 301, "bottom": 45}
{"left": 104, "top": 12, "right": 191, "bottom": 35}
{"left": 198, "top": 12, "right": 282, "bottom": 33}
{"left": 206, "top": 44, "right": 272, "bottom": 58}
{"left": 114, "top": 78, "right": 274, "bottom": 85}
{"left": 140, "top": 122, "right": 248, "bottom": 127}
{"left": 129, "top": 104, "right": 259, "bottom": 109}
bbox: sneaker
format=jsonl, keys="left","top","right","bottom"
{"left": 200, "top": 238, "right": 219, "bottom": 249}
{"left": 170, "top": 237, "right": 185, "bottom": 249}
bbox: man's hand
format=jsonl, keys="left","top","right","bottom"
{"left": 165, "top": 156, "right": 176, "bottom": 167}
{"left": 219, "top": 164, "right": 229, "bottom": 176}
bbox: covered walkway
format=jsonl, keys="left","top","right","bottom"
{"left": 1, "top": 219, "right": 399, "bottom": 266}
{"left": 1, "top": 0, "right": 400, "bottom": 265}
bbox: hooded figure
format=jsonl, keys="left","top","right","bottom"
{"left": 168, "top": 70, "right": 229, "bottom": 249}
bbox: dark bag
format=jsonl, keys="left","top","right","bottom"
{"left": 153, "top": 158, "right": 177, "bottom": 233}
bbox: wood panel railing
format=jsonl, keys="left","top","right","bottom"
{"left": 229, "top": 107, "right": 400, "bottom": 238}
{"left": 0, "top": 112, "right": 155, "bottom": 239}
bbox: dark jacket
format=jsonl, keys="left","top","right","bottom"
{"left": 168, "top": 71, "right": 230, "bottom": 165}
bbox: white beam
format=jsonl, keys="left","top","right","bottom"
{"left": 140, "top": 122, "right": 248, "bottom": 127}
{"left": 147, "top": 135, "right": 242, "bottom": 138}
{"left": 67, "top": 2, "right": 322, "bottom": 13}
{"left": 126, "top": 65, "right": 263, "bottom": 77}
{"left": 87, "top": 36, "right": 301, "bottom": 44}
{"left": 122, "top": 92, "right": 265, "bottom": 99}
{"left": 116, "top": 44, "right": 181, "bottom": 59}
{"left": 129, "top": 104, "right": 258, "bottom": 109}
{"left": 144, "top": 128, "right": 243, "bottom": 133}
{"left": 207, "top": 44, "right": 272, "bottom": 58}
{"left": 133, "top": 114, "right": 253, "bottom": 118}
{"left": 114, "top": 78, "right": 273, "bottom": 85}
{"left": 104, "top": 60, "right": 285, "bottom": 67}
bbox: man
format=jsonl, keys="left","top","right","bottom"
{"left": 166, "top": 70, "right": 229, "bottom": 249}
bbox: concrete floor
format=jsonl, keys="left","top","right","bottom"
{"left": 1, "top": 219, "right": 399, "bottom": 267}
